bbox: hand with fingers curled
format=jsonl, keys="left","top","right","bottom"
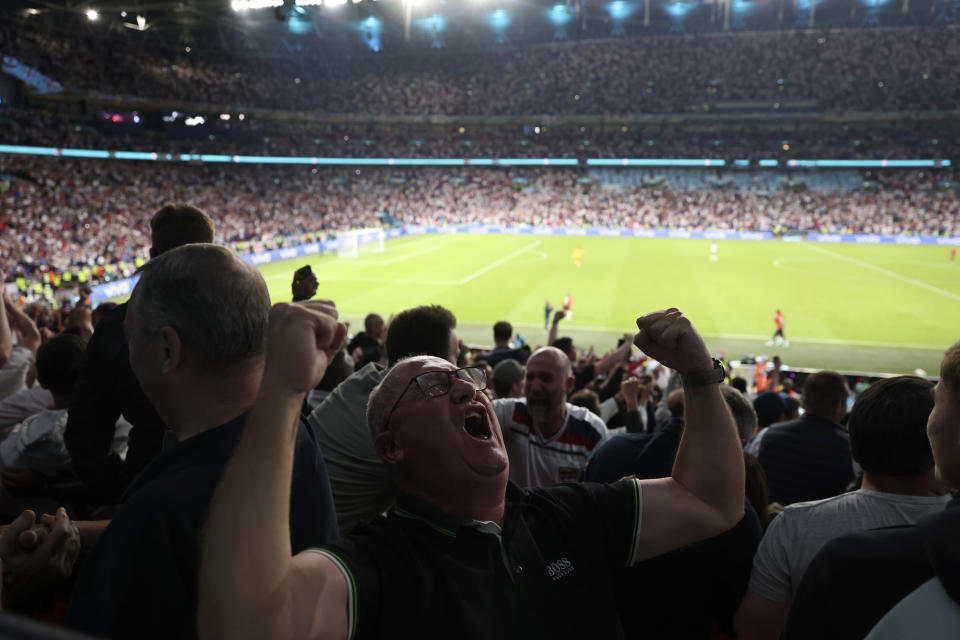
{"left": 0, "top": 507, "right": 80, "bottom": 610}
{"left": 263, "top": 300, "right": 348, "bottom": 396}
{"left": 620, "top": 376, "right": 642, "bottom": 411}
{"left": 633, "top": 308, "right": 712, "bottom": 375}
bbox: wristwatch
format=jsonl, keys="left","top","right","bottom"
{"left": 680, "top": 358, "right": 725, "bottom": 388}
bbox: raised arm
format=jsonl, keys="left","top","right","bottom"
{"left": 3, "top": 297, "right": 41, "bottom": 355}
{"left": 547, "top": 309, "right": 565, "bottom": 347}
{"left": 594, "top": 334, "right": 633, "bottom": 378}
{"left": 199, "top": 301, "right": 349, "bottom": 640}
{"left": 631, "top": 309, "right": 744, "bottom": 561}
{"left": 0, "top": 295, "right": 11, "bottom": 368}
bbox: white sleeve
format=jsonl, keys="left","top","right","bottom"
{"left": 747, "top": 510, "right": 795, "bottom": 603}
{"left": 493, "top": 398, "right": 515, "bottom": 441}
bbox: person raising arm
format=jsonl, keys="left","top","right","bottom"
{"left": 199, "top": 300, "right": 348, "bottom": 640}
{"left": 199, "top": 307, "right": 744, "bottom": 640}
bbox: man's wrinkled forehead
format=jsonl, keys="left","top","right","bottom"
{"left": 384, "top": 356, "right": 453, "bottom": 395}
{"left": 391, "top": 355, "right": 454, "bottom": 378}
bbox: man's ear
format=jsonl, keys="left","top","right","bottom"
{"left": 374, "top": 431, "right": 404, "bottom": 465}
{"left": 566, "top": 375, "right": 575, "bottom": 394}
{"left": 157, "top": 326, "right": 183, "bottom": 374}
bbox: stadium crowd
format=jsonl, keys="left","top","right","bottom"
{"left": 0, "top": 203, "right": 956, "bottom": 640}
{"left": 1, "top": 8, "right": 959, "bottom": 638}
{"left": 2, "top": 158, "right": 957, "bottom": 288}
{"left": 4, "top": 22, "right": 960, "bottom": 115}
{"left": 4, "top": 106, "right": 955, "bottom": 161}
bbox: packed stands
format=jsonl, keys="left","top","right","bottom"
{"left": 3, "top": 157, "right": 957, "bottom": 286}
{"left": 3, "top": 19, "right": 960, "bottom": 116}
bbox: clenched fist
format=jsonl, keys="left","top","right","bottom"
{"left": 263, "top": 300, "right": 347, "bottom": 395}
{"left": 633, "top": 309, "right": 711, "bottom": 375}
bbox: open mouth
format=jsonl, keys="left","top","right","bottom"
{"left": 463, "top": 408, "right": 492, "bottom": 440}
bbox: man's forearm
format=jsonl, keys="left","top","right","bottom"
{"left": 5, "top": 302, "right": 41, "bottom": 353}
{"left": 672, "top": 383, "right": 745, "bottom": 526}
{"left": 76, "top": 519, "right": 110, "bottom": 550}
{"left": 0, "top": 299, "right": 12, "bottom": 365}
{"left": 548, "top": 315, "right": 560, "bottom": 346}
{"left": 199, "top": 383, "right": 302, "bottom": 640}
{"left": 595, "top": 340, "right": 631, "bottom": 377}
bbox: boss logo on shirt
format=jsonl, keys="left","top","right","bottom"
{"left": 558, "top": 467, "right": 581, "bottom": 482}
{"left": 545, "top": 556, "right": 575, "bottom": 581}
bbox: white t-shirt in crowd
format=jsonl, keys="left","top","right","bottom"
{"left": 0, "top": 408, "right": 72, "bottom": 476}
{"left": 494, "top": 398, "right": 609, "bottom": 488}
{"left": 748, "top": 489, "right": 950, "bottom": 603}
{"left": 0, "top": 347, "right": 34, "bottom": 403}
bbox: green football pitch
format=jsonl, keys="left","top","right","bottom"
{"left": 256, "top": 233, "right": 957, "bottom": 376}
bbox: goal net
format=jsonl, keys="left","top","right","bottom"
{"left": 336, "top": 228, "right": 386, "bottom": 259}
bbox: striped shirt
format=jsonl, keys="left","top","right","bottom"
{"left": 494, "top": 398, "right": 609, "bottom": 488}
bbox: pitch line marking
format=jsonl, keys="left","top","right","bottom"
{"left": 457, "top": 241, "right": 542, "bottom": 285}
{"left": 504, "top": 322, "right": 947, "bottom": 351}
{"left": 373, "top": 245, "right": 441, "bottom": 266}
{"left": 804, "top": 243, "right": 960, "bottom": 304}
{"left": 703, "top": 331, "right": 947, "bottom": 351}
{"left": 317, "top": 276, "right": 458, "bottom": 285}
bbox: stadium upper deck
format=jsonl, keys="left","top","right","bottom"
{"left": 2, "top": 3, "right": 960, "bottom": 117}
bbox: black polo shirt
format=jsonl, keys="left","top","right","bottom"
{"left": 309, "top": 479, "right": 643, "bottom": 639}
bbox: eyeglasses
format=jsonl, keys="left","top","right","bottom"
{"left": 381, "top": 366, "right": 487, "bottom": 432}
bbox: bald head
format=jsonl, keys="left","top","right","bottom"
{"left": 528, "top": 346, "right": 572, "bottom": 378}
{"left": 525, "top": 347, "right": 574, "bottom": 428}
{"left": 368, "top": 356, "right": 448, "bottom": 437}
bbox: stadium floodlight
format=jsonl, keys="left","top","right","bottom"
{"left": 86, "top": 8, "right": 99, "bottom": 21}
{"left": 231, "top": 0, "right": 284, "bottom": 10}
{"left": 607, "top": 1, "right": 635, "bottom": 20}
{"left": 415, "top": 13, "right": 445, "bottom": 33}
{"left": 488, "top": 9, "right": 510, "bottom": 30}
{"left": 663, "top": 0, "right": 696, "bottom": 19}
{"left": 547, "top": 3, "right": 571, "bottom": 26}
{"left": 184, "top": 116, "right": 205, "bottom": 127}
{"left": 324, "top": 0, "right": 348, "bottom": 6}
{"left": 357, "top": 15, "right": 383, "bottom": 51}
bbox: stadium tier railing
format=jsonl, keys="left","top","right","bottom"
{"left": 87, "top": 224, "right": 960, "bottom": 305}
{"left": 0, "top": 145, "right": 952, "bottom": 169}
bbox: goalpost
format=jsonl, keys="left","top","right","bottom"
{"left": 336, "top": 227, "right": 386, "bottom": 259}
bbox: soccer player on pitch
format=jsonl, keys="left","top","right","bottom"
{"left": 767, "top": 309, "right": 789, "bottom": 347}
